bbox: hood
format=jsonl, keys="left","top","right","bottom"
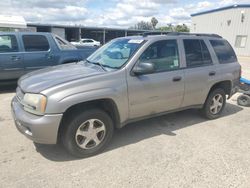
{"left": 18, "top": 62, "right": 105, "bottom": 93}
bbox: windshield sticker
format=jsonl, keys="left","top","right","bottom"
{"left": 128, "top": 39, "right": 144, "bottom": 44}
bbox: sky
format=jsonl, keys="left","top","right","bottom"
{"left": 0, "top": 0, "right": 249, "bottom": 28}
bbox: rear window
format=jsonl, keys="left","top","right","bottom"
{"left": 22, "top": 35, "right": 50, "bottom": 52}
{"left": 0, "top": 35, "right": 18, "bottom": 53}
{"left": 210, "top": 40, "right": 237, "bottom": 64}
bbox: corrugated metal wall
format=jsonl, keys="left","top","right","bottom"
{"left": 191, "top": 8, "right": 250, "bottom": 57}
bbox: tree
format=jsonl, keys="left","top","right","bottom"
{"left": 157, "top": 24, "right": 190, "bottom": 32}
{"left": 157, "top": 24, "right": 174, "bottom": 32}
{"left": 130, "top": 21, "right": 153, "bottom": 30}
{"left": 0, "top": 27, "right": 14, "bottom": 32}
{"left": 151, "top": 17, "right": 158, "bottom": 30}
{"left": 174, "top": 24, "right": 190, "bottom": 32}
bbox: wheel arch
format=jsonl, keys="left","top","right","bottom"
{"left": 207, "top": 80, "right": 232, "bottom": 101}
{"left": 57, "top": 98, "right": 121, "bottom": 143}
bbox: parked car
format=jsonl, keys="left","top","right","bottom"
{"left": 71, "top": 38, "right": 101, "bottom": 47}
{"left": 11, "top": 32, "right": 241, "bottom": 158}
{"left": 0, "top": 32, "right": 97, "bottom": 81}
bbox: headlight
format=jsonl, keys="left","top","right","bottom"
{"left": 22, "top": 93, "right": 47, "bottom": 115}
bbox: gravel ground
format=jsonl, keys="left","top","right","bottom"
{"left": 0, "top": 57, "right": 250, "bottom": 188}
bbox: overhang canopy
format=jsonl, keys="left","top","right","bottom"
{"left": 0, "top": 15, "right": 26, "bottom": 28}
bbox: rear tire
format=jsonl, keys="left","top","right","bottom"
{"left": 62, "top": 109, "right": 114, "bottom": 158}
{"left": 201, "top": 88, "right": 226, "bottom": 119}
{"left": 237, "top": 94, "right": 250, "bottom": 107}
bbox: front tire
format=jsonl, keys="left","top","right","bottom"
{"left": 201, "top": 88, "right": 226, "bottom": 119}
{"left": 62, "top": 109, "right": 114, "bottom": 158}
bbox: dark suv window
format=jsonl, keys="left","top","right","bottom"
{"left": 22, "top": 35, "right": 50, "bottom": 52}
{"left": 0, "top": 35, "right": 18, "bottom": 53}
{"left": 184, "top": 39, "right": 212, "bottom": 67}
{"left": 139, "top": 40, "right": 179, "bottom": 72}
{"left": 210, "top": 40, "right": 237, "bottom": 64}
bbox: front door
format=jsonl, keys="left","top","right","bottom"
{"left": 127, "top": 39, "right": 185, "bottom": 119}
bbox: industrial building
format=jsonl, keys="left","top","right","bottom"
{"left": 0, "top": 15, "right": 146, "bottom": 45}
{"left": 191, "top": 4, "right": 250, "bottom": 57}
{"left": 22, "top": 23, "right": 146, "bottom": 45}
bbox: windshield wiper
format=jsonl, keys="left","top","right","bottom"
{"left": 102, "top": 64, "right": 119, "bottom": 70}
{"left": 86, "top": 60, "right": 106, "bottom": 71}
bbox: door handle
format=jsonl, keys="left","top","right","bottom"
{"left": 173, "top": 76, "right": 182, "bottom": 82}
{"left": 209, "top": 71, "right": 216, "bottom": 76}
{"left": 11, "top": 56, "right": 21, "bottom": 61}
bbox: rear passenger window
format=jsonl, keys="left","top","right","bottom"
{"left": 210, "top": 40, "right": 237, "bottom": 64}
{"left": 22, "top": 35, "right": 49, "bottom": 52}
{"left": 184, "top": 39, "right": 212, "bottom": 67}
{"left": 0, "top": 35, "right": 18, "bottom": 53}
{"left": 139, "top": 40, "right": 179, "bottom": 72}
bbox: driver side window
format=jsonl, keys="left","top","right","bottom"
{"left": 139, "top": 40, "right": 179, "bottom": 72}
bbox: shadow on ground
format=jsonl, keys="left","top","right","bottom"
{"left": 0, "top": 82, "right": 17, "bottom": 93}
{"left": 34, "top": 102, "right": 243, "bottom": 162}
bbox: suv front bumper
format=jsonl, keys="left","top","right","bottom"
{"left": 11, "top": 97, "right": 63, "bottom": 144}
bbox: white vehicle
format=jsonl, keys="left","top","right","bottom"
{"left": 71, "top": 38, "right": 101, "bottom": 47}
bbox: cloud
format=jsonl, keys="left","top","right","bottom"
{"left": 0, "top": 0, "right": 248, "bottom": 28}
{"left": 0, "top": 0, "right": 88, "bottom": 24}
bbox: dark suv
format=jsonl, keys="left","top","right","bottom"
{"left": 0, "top": 32, "right": 96, "bottom": 81}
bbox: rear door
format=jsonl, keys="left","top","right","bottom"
{"left": 22, "top": 34, "right": 57, "bottom": 73}
{"left": 0, "top": 34, "right": 24, "bottom": 80}
{"left": 181, "top": 38, "right": 218, "bottom": 107}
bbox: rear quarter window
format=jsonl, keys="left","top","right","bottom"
{"left": 210, "top": 40, "right": 237, "bottom": 64}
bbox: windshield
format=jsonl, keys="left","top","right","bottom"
{"left": 87, "top": 38, "right": 145, "bottom": 70}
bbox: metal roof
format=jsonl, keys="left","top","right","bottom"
{"left": 191, "top": 4, "right": 250, "bottom": 17}
{"left": 27, "top": 23, "right": 149, "bottom": 32}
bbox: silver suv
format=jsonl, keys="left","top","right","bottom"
{"left": 11, "top": 32, "right": 241, "bottom": 157}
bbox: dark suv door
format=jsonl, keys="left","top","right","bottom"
{"left": 21, "top": 34, "right": 57, "bottom": 74}
{"left": 0, "top": 34, "right": 24, "bottom": 81}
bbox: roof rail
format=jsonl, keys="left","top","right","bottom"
{"left": 142, "top": 31, "right": 170, "bottom": 37}
{"left": 142, "top": 31, "right": 222, "bottom": 38}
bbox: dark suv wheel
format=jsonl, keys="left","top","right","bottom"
{"left": 201, "top": 88, "right": 226, "bottom": 119}
{"left": 62, "top": 109, "right": 114, "bottom": 158}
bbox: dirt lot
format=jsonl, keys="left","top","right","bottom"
{"left": 0, "top": 57, "right": 250, "bottom": 188}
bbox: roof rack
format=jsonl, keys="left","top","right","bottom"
{"left": 142, "top": 31, "right": 222, "bottom": 38}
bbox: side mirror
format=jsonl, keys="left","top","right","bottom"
{"left": 133, "top": 62, "right": 155, "bottom": 75}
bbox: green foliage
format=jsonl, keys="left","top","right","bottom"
{"left": 130, "top": 21, "right": 153, "bottom": 30}
{"left": 157, "top": 24, "right": 190, "bottom": 32}
{"left": 174, "top": 24, "right": 190, "bottom": 32}
{"left": 130, "top": 19, "right": 190, "bottom": 33}
{"left": 157, "top": 24, "right": 174, "bottom": 32}
{"left": 0, "top": 27, "right": 15, "bottom": 32}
